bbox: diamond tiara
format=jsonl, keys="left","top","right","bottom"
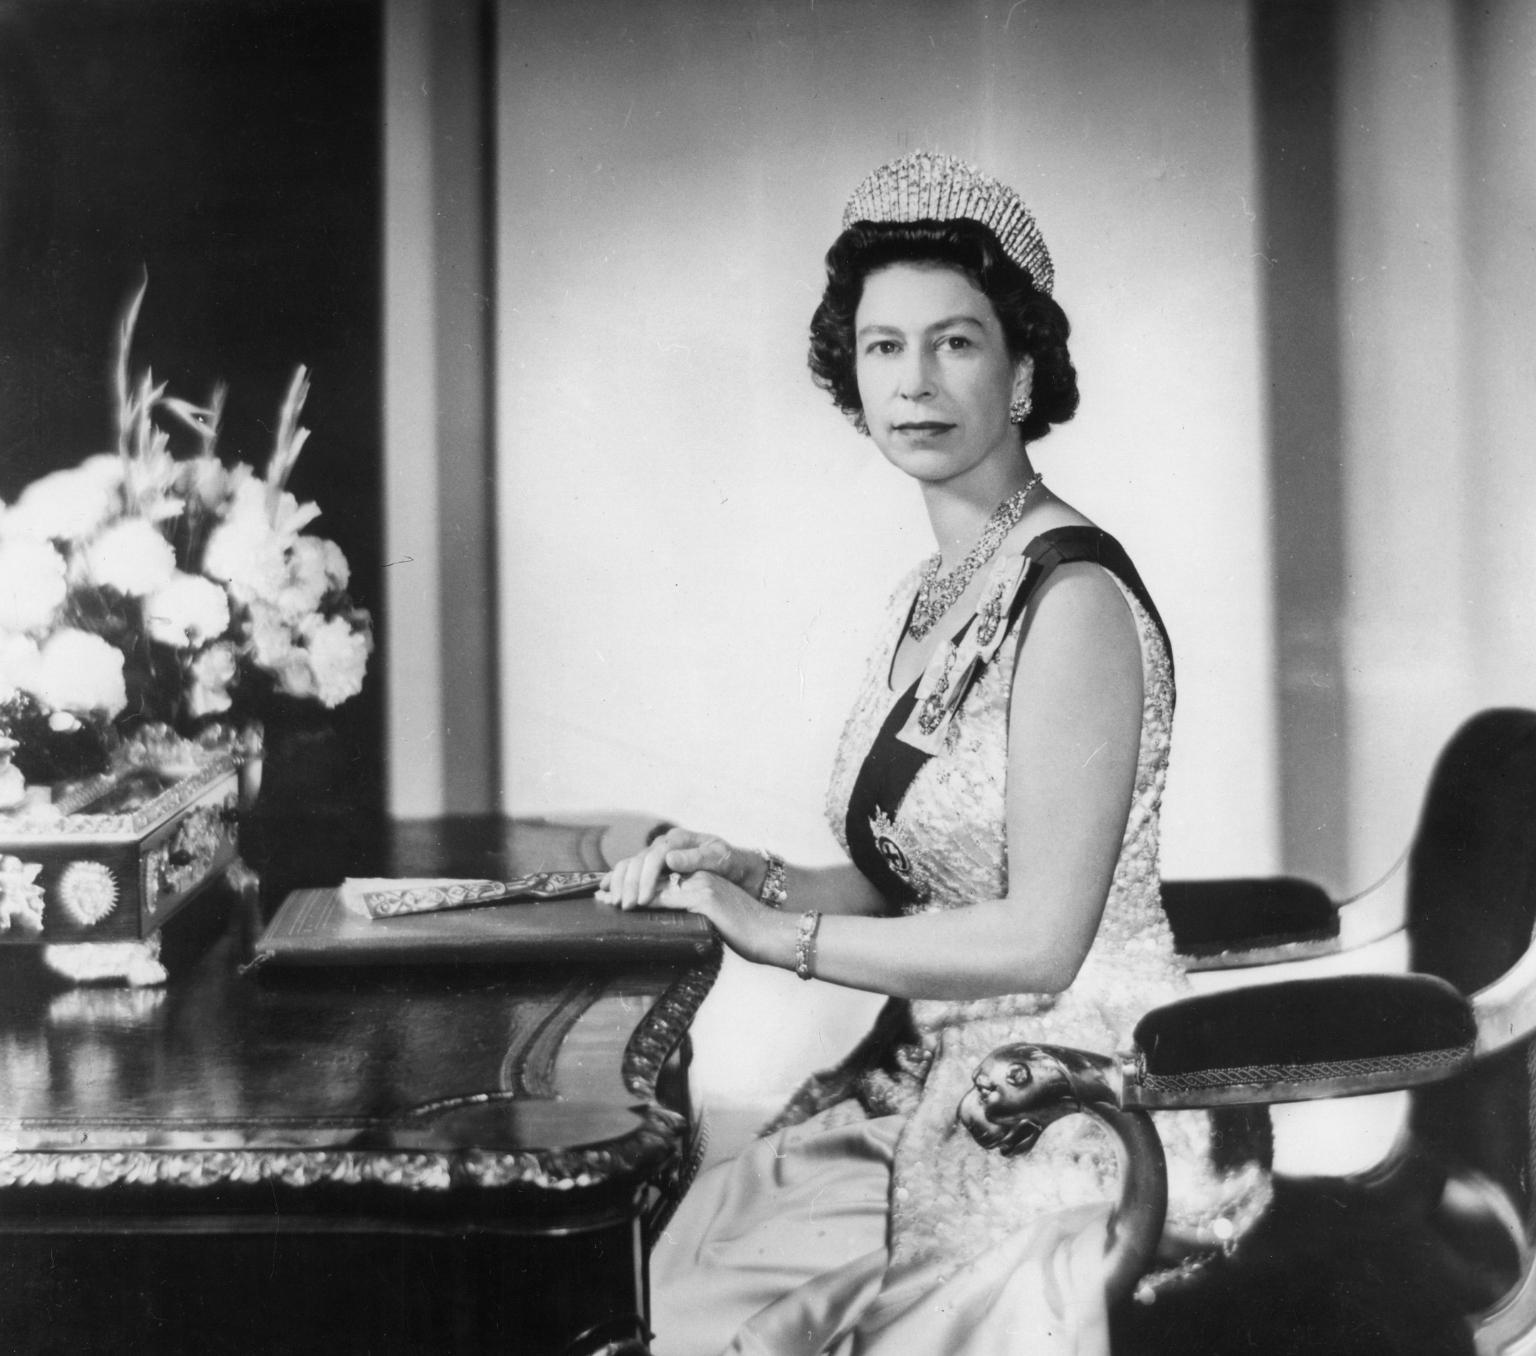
{"left": 841, "top": 150, "right": 1055, "bottom": 295}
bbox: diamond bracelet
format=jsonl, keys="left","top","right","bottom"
{"left": 794, "top": 910, "right": 821, "bottom": 981}
{"left": 757, "top": 850, "right": 788, "bottom": 909}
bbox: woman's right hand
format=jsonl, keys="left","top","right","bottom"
{"left": 597, "top": 827, "right": 761, "bottom": 909}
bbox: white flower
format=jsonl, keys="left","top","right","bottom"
{"left": 275, "top": 536, "right": 332, "bottom": 621}
{"left": 176, "top": 455, "right": 233, "bottom": 512}
{"left": 0, "top": 632, "right": 41, "bottom": 703}
{"left": 245, "top": 601, "right": 297, "bottom": 670}
{"left": 0, "top": 536, "right": 67, "bottom": 633}
{"left": 275, "top": 650, "right": 316, "bottom": 701}
{"left": 302, "top": 614, "right": 370, "bottom": 708}
{"left": 83, "top": 517, "right": 176, "bottom": 597}
{"left": 8, "top": 455, "right": 123, "bottom": 542}
{"left": 187, "top": 642, "right": 239, "bottom": 717}
{"left": 266, "top": 484, "right": 323, "bottom": 541}
{"left": 144, "top": 572, "right": 230, "bottom": 649}
{"left": 26, "top": 629, "right": 127, "bottom": 718}
{"left": 320, "top": 538, "right": 349, "bottom": 592}
{"left": 202, "top": 480, "right": 291, "bottom": 603}
{"left": 121, "top": 439, "right": 185, "bottom": 525}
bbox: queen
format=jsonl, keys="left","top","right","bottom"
{"left": 601, "top": 150, "right": 1271, "bottom": 1355}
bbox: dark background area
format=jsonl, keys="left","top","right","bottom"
{"left": 0, "top": 0, "right": 383, "bottom": 807}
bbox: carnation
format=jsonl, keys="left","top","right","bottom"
{"left": 145, "top": 572, "right": 231, "bottom": 649}
{"left": 26, "top": 629, "right": 127, "bottom": 718}
{"left": 202, "top": 480, "right": 292, "bottom": 603}
{"left": 302, "top": 614, "right": 371, "bottom": 708}
{"left": 275, "top": 650, "right": 317, "bottom": 701}
{"left": 0, "top": 536, "right": 67, "bottom": 633}
{"left": 83, "top": 517, "right": 177, "bottom": 597}
{"left": 275, "top": 536, "right": 333, "bottom": 621}
{"left": 245, "top": 600, "right": 297, "bottom": 670}
{"left": 0, "top": 632, "right": 41, "bottom": 703}
{"left": 187, "top": 642, "right": 238, "bottom": 717}
{"left": 320, "top": 538, "right": 350, "bottom": 592}
{"left": 8, "top": 455, "right": 123, "bottom": 542}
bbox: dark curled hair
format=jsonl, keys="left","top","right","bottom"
{"left": 807, "top": 219, "right": 1079, "bottom": 445}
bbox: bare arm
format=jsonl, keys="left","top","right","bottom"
{"left": 785, "top": 863, "right": 891, "bottom": 916}
{"left": 612, "top": 563, "right": 1144, "bottom": 1000}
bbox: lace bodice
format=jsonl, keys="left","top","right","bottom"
{"left": 826, "top": 557, "right": 1179, "bottom": 1004}
{"left": 823, "top": 551, "right": 1270, "bottom": 1275}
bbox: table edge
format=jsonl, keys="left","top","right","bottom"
{"left": 0, "top": 951, "right": 722, "bottom": 1196}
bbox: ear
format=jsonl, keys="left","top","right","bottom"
{"left": 1011, "top": 355, "right": 1036, "bottom": 402}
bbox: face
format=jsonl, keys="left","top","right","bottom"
{"left": 854, "top": 262, "right": 1030, "bottom": 491}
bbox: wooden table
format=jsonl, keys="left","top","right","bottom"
{"left": 0, "top": 812, "right": 718, "bottom": 1355}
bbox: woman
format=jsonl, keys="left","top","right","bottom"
{"left": 600, "top": 151, "right": 1270, "bottom": 1355}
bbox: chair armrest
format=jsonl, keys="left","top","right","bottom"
{"left": 1162, "top": 877, "right": 1337, "bottom": 968}
{"left": 958, "top": 974, "right": 1476, "bottom": 1308}
{"left": 1126, "top": 973, "right": 1475, "bottom": 1109}
{"left": 1163, "top": 873, "right": 1408, "bottom": 971}
{"left": 958, "top": 1045, "right": 1168, "bottom": 1305}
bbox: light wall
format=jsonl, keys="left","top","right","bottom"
{"left": 1333, "top": 0, "right": 1536, "bottom": 888}
{"left": 378, "top": 0, "right": 1536, "bottom": 1155}
{"left": 491, "top": 0, "right": 1276, "bottom": 1100}
{"left": 493, "top": 0, "right": 1275, "bottom": 867}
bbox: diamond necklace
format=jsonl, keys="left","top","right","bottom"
{"left": 907, "top": 474, "right": 1044, "bottom": 640}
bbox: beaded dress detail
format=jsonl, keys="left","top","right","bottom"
{"left": 820, "top": 551, "right": 1271, "bottom": 1275}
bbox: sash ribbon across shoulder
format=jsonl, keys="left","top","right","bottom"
{"left": 843, "top": 527, "right": 1172, "bottom": 908}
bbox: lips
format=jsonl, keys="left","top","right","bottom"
{"left": 892, "top": 421, "right": 954, "bottom": 434}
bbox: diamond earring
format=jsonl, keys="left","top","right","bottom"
{"left": 1009, "top": 394, "right": 1033, "bottom": 425}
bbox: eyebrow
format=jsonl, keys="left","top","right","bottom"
{"left": 855, "top": 314, "right": 988, "bottom": 340}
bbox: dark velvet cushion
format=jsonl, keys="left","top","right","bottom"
{"left": 1161, "top": 877, "right": 1337, "bottom": 958}
{"left": 1129, "top": 973, "right": 1475, "bottom": 1108}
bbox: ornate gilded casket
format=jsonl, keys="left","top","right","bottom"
{"left": 0, "top": 751, "right": 241, "bottom": 945}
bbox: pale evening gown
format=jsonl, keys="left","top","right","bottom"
{"left": 650, "top": 535, "right": 1271, "bottom": 1355}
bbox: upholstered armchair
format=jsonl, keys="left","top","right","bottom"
{"left": 962, "top": 709, "right": 1536, "bottom": 1353}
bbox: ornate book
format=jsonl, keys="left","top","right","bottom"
{"left": 251, "top": 886, "right": 716, "bottom": 968}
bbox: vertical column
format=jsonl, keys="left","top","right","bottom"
{"left": 382, "top": 0, "right": 498, "bottom": 815}
{"left": 383, "top": 0, "right": 446, "bottom": 816}
{"left": 430, "top": 0, "right": 500, "bottom": 813}
{"left": 1459, "top": 2, "right": 1536, "bottom": 708}
{"left": 1334, "top": 0, "right": 1473, "bottom": 885}
{"left": 1252, "top": 0, "right": 1350, "bottom": 889}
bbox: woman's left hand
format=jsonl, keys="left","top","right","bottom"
{"left": 623, "top": 870, "right": 791, "bottom": 969}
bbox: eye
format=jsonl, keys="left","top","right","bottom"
{"left": 1005, "top": 1063, "right": 1032, "bottom": 1089}
{"left": 864, "top": 339, "right": 901, "bottom": 357}
{"left": 938, "top": 334, "right": 974, "bottom": 351}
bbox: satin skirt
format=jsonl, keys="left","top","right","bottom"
{"left": 649, "top": 1110, "right": 1110, "bottom": 1356}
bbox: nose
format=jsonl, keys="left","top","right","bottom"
{"left": 896, "top": 347, "right": 936, "bottom": 401}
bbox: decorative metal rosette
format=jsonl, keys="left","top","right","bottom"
{"left": 57, "top": 861, "right": 120, "bottom": 927}
{"left": 869, "top": 810, "right": 916, "bottom": 887}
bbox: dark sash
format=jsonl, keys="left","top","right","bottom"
{"left": 843, "top": 527, "right": 1173, "bottom": 907}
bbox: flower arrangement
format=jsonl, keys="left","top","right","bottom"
{"left": 0, "top": 279, "right": 372, "bottom": 794}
